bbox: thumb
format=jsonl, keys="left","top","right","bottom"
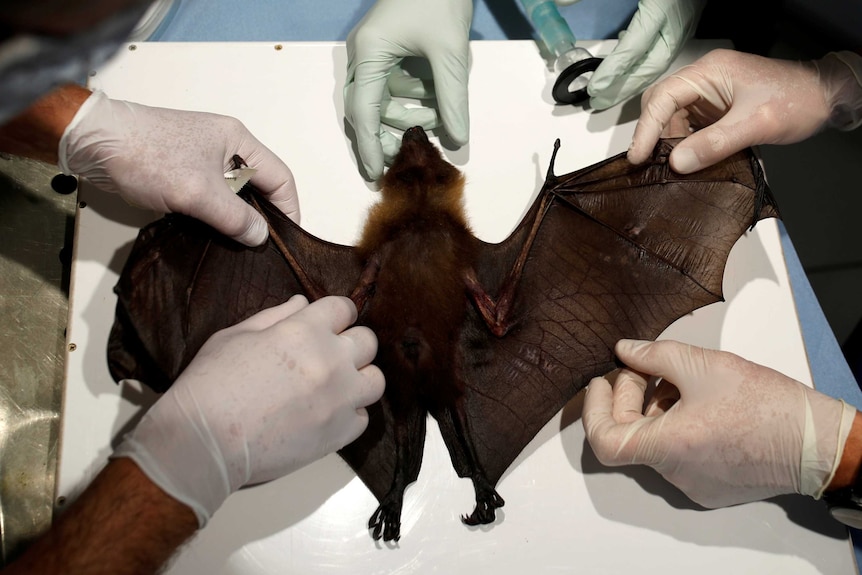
{"left": 614, "top": 339, "right": 708, "bottom": 392}
{"left": 667, "top": 116, "right": 757, "bottom": 174}
{"left": 192, "top": 182, "right": 269, "bottom": 247}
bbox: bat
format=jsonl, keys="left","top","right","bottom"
{"left": 107, "top": 127, "right": 779, "bottom": 542}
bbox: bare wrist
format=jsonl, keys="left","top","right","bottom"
{"left": 826, "top": 410, "right": 862, "bottom": 492}
{"left": 0, "top": 83, "right": 91, "bottom": 164}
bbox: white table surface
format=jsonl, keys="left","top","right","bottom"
{"left": 59, "top": 40, "right": 856, "bottom": 574}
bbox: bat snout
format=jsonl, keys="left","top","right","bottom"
{"left": 402, "top": 126, "right": 429, "bottom": 144}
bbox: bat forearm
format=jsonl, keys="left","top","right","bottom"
{"left": 250, "top": 196, "right": 328, "bottom": 301}
{"left": 465, "top": 192, "right": 556, "bottom": 337}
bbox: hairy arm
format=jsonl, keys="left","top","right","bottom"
{"left": 3, "top": 458, "right": 197, "bottom": 575}
{"left": 827, "top": 411, "right": 862, "bottom": 490}
{"left": 0, "top": 83, "right": 91, "bottom": 163}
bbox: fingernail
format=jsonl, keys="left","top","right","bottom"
{"left": 670, "top": 147, "right": 701, "bottom": 174}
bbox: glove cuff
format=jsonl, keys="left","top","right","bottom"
{"left": 800, "top": 395, "right": 856, "bottom": 499}
{"left": 815, "top": 51, "right": 862, "bottom": 132}
{"left": 111, "top": 383, "right": 234, "bottom": 527}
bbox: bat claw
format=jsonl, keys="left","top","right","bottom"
{"left": 368, "top": 500, "right": 403, "bottom": 542}
{"left": 461, "top": 487, "right": 505, "bottom": 526}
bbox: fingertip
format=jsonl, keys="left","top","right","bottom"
{"left": 615, "top": 338, "right": 650, "bottom": 359}
{"left": 582, "top": 376, "right": 613, "bottom": 414}
{"left": 287, "top": 294, "right": 309, "bottom": 307}
{"left": 354, "top": 364, "right": 385, "bottom": 411}
{"left": 442, "top": 109, "right": 469, "bottom": 146}
{"left": 329, "top": 295, "right": 359, "bottom": 325}
{"left": 363, "top": 160, "right": 383, "bottom": 182}
{"left": 358, "top": 135, "right": 385, "bottom": 181}
{"left": 588, "top": 93, "right": 615, "bottom": 111}
{"left": 668, "top": 145, "right": 702, "bottom": 174}
{"left": 366, "top": 364, "right": 386, "bottom": 399}
{"left": 626, "top": 142, "right": 649, "bottom": 165}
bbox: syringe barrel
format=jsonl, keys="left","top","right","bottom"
{"left": 519, "top": 0, "right": 577, "bottom": 58}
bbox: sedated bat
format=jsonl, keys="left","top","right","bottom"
{"left": 107, "top": 127, "right": 779, "bottom": 542}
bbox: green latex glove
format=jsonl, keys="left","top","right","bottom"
{"left": 344, "top": 0, "right": 472, "bottom": 180}
{"left": 587, "top": 0, "right": 706, "bottom": 110}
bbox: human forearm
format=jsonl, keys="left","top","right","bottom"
{"left": 826, "top": 411, "right": 862, "bottom": 491}
{"left": 0, "top": 84, "right": 91, "bottom": 164}
{"left": 3, "top": 458, "right": 197, "bottom": 575}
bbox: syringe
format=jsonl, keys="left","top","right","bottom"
{"left": 519, "top": 0, "right": 603, "bottom": 105}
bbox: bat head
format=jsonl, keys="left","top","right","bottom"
{"left": 381, "top": 126, "right": 465, "bottom": 207}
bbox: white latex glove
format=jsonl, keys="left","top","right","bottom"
{"left": 344, "top": 0, "right": 472, "bottom": 180}
{"left": 582, "top": 339, "right": 857, "bottom": 508}
{"left": 58, "top": 90, "right": 298, "bottom": 247}
{"left": 586, "top": 0, "right": 706, "bottom": 110}
{"left": 628, "top": 49, "right": 862, "bottom": 173}
{"left": 113, "top": 295, "right": 385, "bottom": 526}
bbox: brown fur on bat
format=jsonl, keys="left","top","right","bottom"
{"left": 107, "top": 127, "right": 779, "bottom": 542}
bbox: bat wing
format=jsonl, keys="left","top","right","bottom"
{"left": 108, "top": 187, "right": 401, "bottom": 503}
{"left": 107, "top": 188, "right": 361, "bottom": 392}
{"left": 461, "top": 138, "right": 779, "bottom": 485}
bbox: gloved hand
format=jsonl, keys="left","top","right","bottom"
{"left": 344, "top": 0, "right": 472, "bottom": 180}
{"left": 585, "top": 0, "right": 706, "bottom": 110}
{"left": 58, "top": 90, "right": 298, "bottom": 247}
{"left": 582, "top": 339, "right": 857, "bottom": 508}
{"left": 628, "top": 49, "right": 862, "bottom": 173}
{"left": 112, "top": 295, "right": 385, "bottom": 526}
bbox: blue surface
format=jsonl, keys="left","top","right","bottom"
{"left": 150, "top": 0, "right": 637, "bottom": 42}
{"left": 152, "top": 1, "right": 862, "bottom": 567}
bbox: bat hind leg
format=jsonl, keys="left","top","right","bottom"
{"left": 462, "top": 474, "right": 505, "bottom": 526}
{"left": 368, "top": 479, "right": 408, "bottom": 542}
{"left": 434, "top": 404, "right": 506, "bottom": 527}
{"left": 367, "top": 403, "right": 426, "bottom": 542}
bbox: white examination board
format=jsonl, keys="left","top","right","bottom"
{"left": 59, "top": 40, "right": 855, "bottom": 574}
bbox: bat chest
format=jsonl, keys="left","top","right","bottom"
{"left": 362, "top": 227, "right": 475, "bottom": 404}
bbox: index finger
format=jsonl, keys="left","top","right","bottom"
{"left": 627, "top": 71, "right": 705, "bottom": 164}
{"left": 428, "top": 48, "right": 470, "bottom": 147}
{"left": 345, "top": 59, "right": 392, "bottom": 180}
{"left": 291, "top": 295, "right": 359, "bottom": 334}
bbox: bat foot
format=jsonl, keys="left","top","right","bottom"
{"left": 368, "top": 498, "right": 403, "bottom": 542}
{"left": 461, "top": 485, "right": 505, "bottom": 526}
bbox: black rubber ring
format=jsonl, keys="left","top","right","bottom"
{"left": 552, "top": 57, "right": 603, "bottom": 105}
